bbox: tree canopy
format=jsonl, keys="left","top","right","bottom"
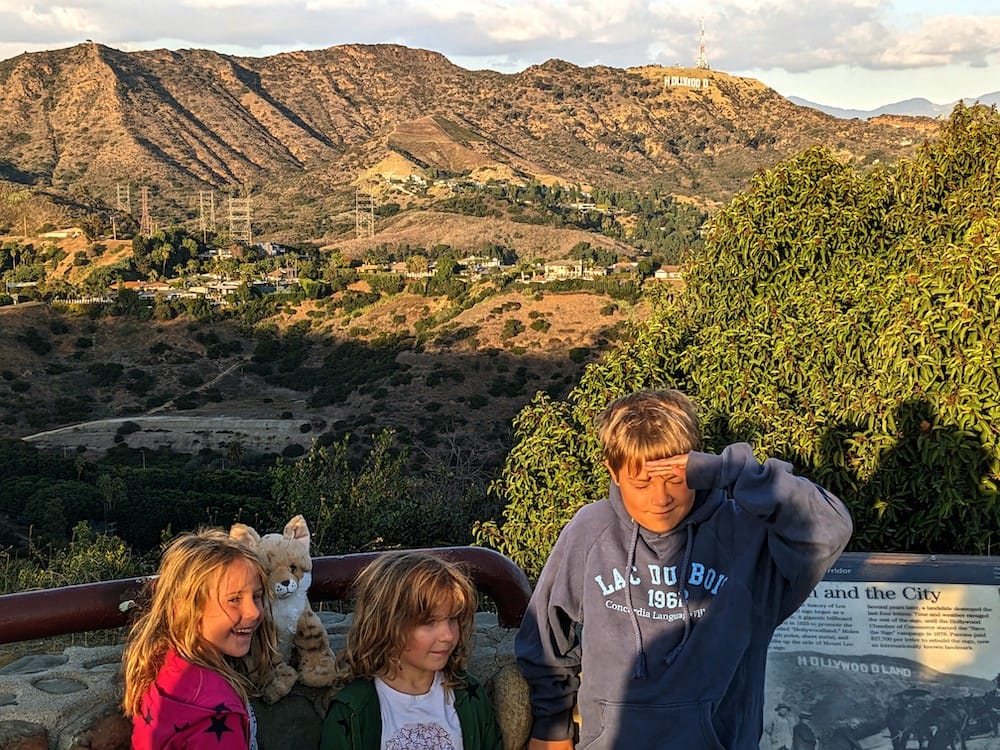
{"left": 478, "top": 104, "right": 1000, "bottom": 578}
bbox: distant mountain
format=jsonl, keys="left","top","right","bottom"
{"left": 789, "top": 91, "right": 1000, "bottom": 120}
{"left": 0, "top": 43, "right": 940, "bottom": 243}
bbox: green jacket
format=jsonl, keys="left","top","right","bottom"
{"left": 320, "top": 674, "right": 504, "bottom": 750}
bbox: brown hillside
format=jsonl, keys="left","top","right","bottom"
{"left": 0, "top": 43, "right": 936, "bottom": 244}
{"left": 323, "top": 210, "right": 636, "bottom": 262}
{"left": 2, "top": 286, "right": 647, "bottom": 469}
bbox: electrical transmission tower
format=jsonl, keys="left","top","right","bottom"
{"left": 355, "top": 188, "right": 375, "bottom": 239}
{"left": 228, "top": 193, "right": 252, "bottom": 244}
{"left": 116, "top": 183, "right": 132, "bottom": 215}
{"left": 139, "top": 186, "right": 153, "bottom": 236}
{"left": 198, "top": 190, "right": 216, "bottom": 242}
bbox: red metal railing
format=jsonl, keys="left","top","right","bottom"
{"left": 0, "top": 547, "right": 532, "bottom": 644}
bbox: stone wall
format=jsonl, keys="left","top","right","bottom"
{"left": 0, "top": 612, "right": 531, "bottom": 750}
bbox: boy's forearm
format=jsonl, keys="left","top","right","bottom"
{"left": 516, "top": 603, "right": 581, "bottom": 745}
{"left": 687, "top": 443, "right": 852, "bottom": 536}
{"left": 686, "top": 442, "right": 853, "bottom": 585}
{"left": 515, "top": 641, "right": 580, "bottom": 743}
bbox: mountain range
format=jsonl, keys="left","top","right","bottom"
{"left": 0, "top": 42, "right": 941, "bottom": 245}
{"left": 790, "top": 91, "right": 1000, "bottom": 120}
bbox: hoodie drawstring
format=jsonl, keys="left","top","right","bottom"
{"left": 624, "top": 521, "right": 647, "bottom": 679}
{"left": 664, "top": 523, "right": 694, "bottom": 668}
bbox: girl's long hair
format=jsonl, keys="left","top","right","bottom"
{"left": 336, "top": 551, "right": 476, "bottom": 690}
{"left": 122, "top": 528, "right": 280, "bottom": 717}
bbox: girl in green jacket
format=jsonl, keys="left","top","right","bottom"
{"left": 320, "top": 551, "right": 503, "bottom": 750}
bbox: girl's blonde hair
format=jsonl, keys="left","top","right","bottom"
{"left": 598, "top": 389, "right": 701, "bottom": 476}
{"left": 122, "top": 528, "right": 280, "bottom": 717}
{"left": 336, "top": 551, "right": 477, "bottom": 690}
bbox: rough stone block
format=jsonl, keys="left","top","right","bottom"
{"left": 486, "top": 662, "right": 531, "bottom": 750}
{"left": 56, "top": 700, "right": 130, "bottom": 750}
{"left": 0, "top": 719, "right": 47, "bottom": 750}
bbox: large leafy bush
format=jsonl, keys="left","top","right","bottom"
{"left": 478, "top": 104, "right": 1000, "bottom": 577}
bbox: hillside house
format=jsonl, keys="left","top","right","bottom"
{"left": 256, "top": 241, "right": 292, "bottom": 257}
{"left": 654, "top": 265, "right": 683, "bottom": 282}
{"left": 39, "top": 227, "right": 84, "bottom": 239}
{"left": 611, "top": 261, "right": 639, "bottom": 275}
{"left": 543, "top": 259, "right": 584, "bottom": 281}
{"left": 119, "top": 280, "right": 175, "bottom": 300}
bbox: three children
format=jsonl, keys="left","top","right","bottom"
{"left": 124, "top": 386, "right": 850, "bottom": 750}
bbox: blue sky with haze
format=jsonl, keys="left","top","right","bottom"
{"left": 0, "top": 0, "right": 996, "bottom": 110}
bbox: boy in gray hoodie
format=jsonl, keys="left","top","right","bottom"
{"left": 515, "top": 389, "right": 853, "bottom": 749}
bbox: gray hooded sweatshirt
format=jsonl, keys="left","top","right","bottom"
{"left": 515, "top": 442, "right": 853, "bottom": 750}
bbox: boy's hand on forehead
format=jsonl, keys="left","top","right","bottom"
{"left": 643, "top": 454, "right": 690, "bottom": 485}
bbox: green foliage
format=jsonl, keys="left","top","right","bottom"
{"left": 308, "top": 336, "right": 410, "bottom": 407}
{"left": 480, "top": 105, "right": 1000, "bottom": 576}
{"left": 269, "top": 430, "right": 484, "bottom": 553}
{"left": 366, "top": 273, "right": 406, "bottom": 295}
{"left": 501, "top": 318, "right": 525, "bottom": 339}
{"left": 16, "top": 327, "right": 52, "bottom": 355}
{"left": 474, "top": 393, "right": 602, "bottom": 578}
{"left": 20, "top": 480, "right": 103, "bottom": 544}
{"left": 14, "top": 522, "right": 145, "bottom": 591}
{"left": 131, "top": 227, "right": 205, "bottom": 278}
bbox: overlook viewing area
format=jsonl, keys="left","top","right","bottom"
{"left": 0, "top": 547, "right": 534, "bottom": 750}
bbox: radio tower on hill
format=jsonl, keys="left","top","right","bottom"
{"left": 695, "top": 18, "right": 710, "bottom": 69}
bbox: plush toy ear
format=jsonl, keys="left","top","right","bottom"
{"left": 283, "top": 514, "right": 311, "bottom": 553}
{"left": 230, "top": 523, "right": 261, "bottom": 549}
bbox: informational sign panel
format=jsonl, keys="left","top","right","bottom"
{"left": 761, "top": 552, "right": 1000, "bottom": 750}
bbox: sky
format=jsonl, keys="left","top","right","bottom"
{"left": 0, "top": 0, "right": 997, "bottom": 111}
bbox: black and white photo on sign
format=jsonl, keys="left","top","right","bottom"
{"left": 760, "top": 557, "right": 1000, "bottom": 750}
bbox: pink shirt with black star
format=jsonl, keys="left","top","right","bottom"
{"left": 132, "top": 649, "right": 253, "bottom": 750}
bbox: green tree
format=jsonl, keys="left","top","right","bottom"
{"left": 407, "top": 254, "right": 429, "bottom": 274}
{"left": 479, "top": 105, "right": 1000, "bottom": 575}
{"left": 269, "top": 430, "right": 413, "bottom": 554}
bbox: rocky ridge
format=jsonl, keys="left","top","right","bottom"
{"left": 0, "top": 43, "right": 938, "bottom": 243}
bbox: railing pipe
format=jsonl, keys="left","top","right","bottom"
{"left": 0, "top": 547, "right": 532, "bottom": 645}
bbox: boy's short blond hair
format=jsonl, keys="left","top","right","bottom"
{"left": 597, "top": 389, "right": 701, "bottom": 476}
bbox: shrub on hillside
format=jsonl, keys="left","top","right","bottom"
{"left": 13, "top": 522, "right": 145, "bottom": 592}
{"left": 501, "top": 318, "right": 525, "bottom": 339}
{"left": 269, "top": 430, "right": 484, "bottom": 553}
{"left": 478, "top": 104, "right": 1000, "bottom": 577}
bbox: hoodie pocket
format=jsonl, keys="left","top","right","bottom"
{"left": 579, "top": 699, "right": 724, "bottom": 750}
